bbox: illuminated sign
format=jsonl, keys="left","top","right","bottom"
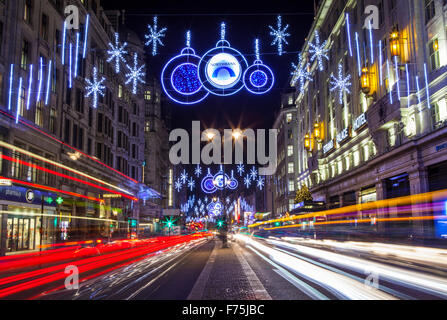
{"left": 103, "top": 194, "right": 122, "bottom": 199}
{"left": 353, "top": 113, "right": 367, "bottom": 131}
{"left": 206, "top": 53, "right": 241, "bottom": 89}
{"left": 323, "top": 139, "right": 335, "bottom": 155}
{"left": 0, "top": 179, "right": 12, "bottom": 186}
{"left": 336, "top": 127, "right": 351, "bottom": 145}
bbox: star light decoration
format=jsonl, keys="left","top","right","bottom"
{"left": 237, "top": 163, "right": 245, "bottom": 176}
{"left": 244, "top": 175, "right": 252, "bottom": 189}
{"left": 330, "top": 64, "right": 352, "bottom": 105}
{"left": 269, "top": 15, "right": 290, "bottom": 56}
{"left": 125, "top": 53, "right": 146, "bottom": 94}
{"left": 107, "top": 33, "right": 128, "bottom": 74}
{"left": 257, "top": 176, "right": 265, "bottom": 190}
{"left": 85, "top": 67, "right": 106, "bottom": 109}
{"left": 180, "top": 169, "right": 189, "bottom": 184}
{"left": 194, "top": 164, "right": 202, "bottom": 177}
{"left": 188, "top": 178, "right": 196, "bottom": 191}
{"left": 145, "top": 16, "right": 167, "bottom": 56}
{"left": 291, "top": 53, "right": 313, "bottom": 94}
{"left": 175, "top": 179, "right": 182, "bottom": 192}
{"left": 309, "top": 30, "right": 329, "bottom": 71}
{"left": 250, "top": 167, "right": 258, "bottom": 181}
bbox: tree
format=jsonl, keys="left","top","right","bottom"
{"left": 295, "top": 185, "right": 313, "bottom": 203}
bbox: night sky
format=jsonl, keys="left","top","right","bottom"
{"left": 102, "top": 0, "right": 315, "bottom": 130}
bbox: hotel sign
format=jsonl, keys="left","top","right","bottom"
{"left": 353, "top": 113, "right": 367, "bottom": 132}
{"left": 323, "top": 139, "right": 335, "bottom": 155}
{"left": 336, "top": 127, "right": 351, "bottom": 145}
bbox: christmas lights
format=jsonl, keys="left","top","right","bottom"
{"left": 107, "top": 33, "right": 128, "bottom": 74}
{"left": 291, "top": 53, "right": 312, "bottom": 93}
{"left": 16, "top": 77, "right": 22, "bottom": 124}
{"left": 346, "top": 13, "right": 353, "bottom": 57}
{"left": 62, "top": 21, "right": 67, "bottom": 65}
{"left": 125, "top": 53, "right": 146, "bottom": 94}
{"left": 145, "top": 16, "right": 167, "bottom": 56}
{"left": 269, "top": 15, "right": 290, "bottom": 56}
{"left": 330, "top": 64, "right": 352, "bottom": 105}
{"left": 83, "top": 14, "right": 90, "bottom": 59}
{"left": 85, "top": 67, "right": 106, "bottom": 109}
{"left": 45, "top": 60, "right": 52, "bottom": 106}
{"left": 309, "top": 30, "right": 329, "bottom": 71}
{"left": 424, "top": 63, "right": 431, "bottom": 109}
{"left": 244, "top": 39, "right": 275, "bottom": 95}
{"left": 8, "top": 64, "right": 13, "bottom": 111}
{"left": 26, "top": 64, "right": 33, "bottom": 110}
{"left": 74, "top": 33, "right": 80, "bottom": 78}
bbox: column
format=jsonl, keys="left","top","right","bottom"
{"left": 0, "top": 205, "right": 8, "bottom": 257}
{"left": 409, "top": 168, "right": 429, "bottom": 237}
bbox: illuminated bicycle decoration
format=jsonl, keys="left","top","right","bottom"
{"left": 161, "top": 23, "right": 274, "bottom": 104}
{"left": 243, "top": 39, "right": 275, "bottom": 95}
{"left": 161, "top": 31, "right": 209, "bottom": 105}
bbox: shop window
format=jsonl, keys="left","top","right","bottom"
{"left": 385, "top": 173, "right": 410, "bottom": 199}
{"left": 425, "top": 0, "right": 436, "bottom": 24}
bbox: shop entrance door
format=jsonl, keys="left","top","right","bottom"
{"left": 7, "top": 217, "right": 35, "bottom": 252}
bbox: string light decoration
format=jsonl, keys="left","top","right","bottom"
{"left": 257, "top": 176, "right": 265, "bottom": 191}
{"left": 145, "top": 16, "right": 167, "bottom": 56}
{"left": 15, "top": 77, "right": 23, "bottom": 124}
{"left": 250, "top": 166, "right": 258, "bottom": 181}
{"left": 330, "top": 64, "right": 352, "bottom": 105}
{"left": 125, "top": 53, "right": 146, "bottom": 94}
{"left": 180, "top": 169, "right": 189, "bottom": 184}
{"left": 188, "top": 177, "right": 196, "bottom": 191}
{"left": 309, "top": 30, "right": 329, "bottom": 71}
{"left": 243, "top": 39, "right": 275, "bottom": 95}
{"left": 195, "top": 164, "right": 202, "bottom": 177}
{"left": 291, "top": 53, "right": 313, "bottom": 93}
{"left": 26, "top": 64, "right": 33, "bottom": 110}
{"left": 107, "top": 33, "right": 128, "bottom": 74}
{"left": 244, "top": 175, "right": 252, "bottom": 189}
{"left": 161, "top": 30, "right": 209, "bottom": 105}
{"left": 85, "top": 67, "right": 106, "bottom": 109}
{"left": 175, "top": 179, "right": 182, "bottom": 192}
{"left": 269, "top": 15, "right": 290, "bottom": 56}
{"left": 237, "top": 163, "right": 245, "bottom": 176}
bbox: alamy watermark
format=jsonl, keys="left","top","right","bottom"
{"left": 169, "top": 121, "right": 278, "bottom": 176}
{"left": 65, "top": 5, "right": 80, "bottom": 30}
{"left": 64, "top": 265, "right": 79, "bottom": 290}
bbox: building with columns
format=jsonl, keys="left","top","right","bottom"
{"left": 291, "top": 0, "right": 447, "bottom": 236}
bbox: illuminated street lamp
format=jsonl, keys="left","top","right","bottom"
{"left": 361, "top": 67, "right": 371, "bottom": 95}
{"left": 390, "top": 29, "right": 400, "bottom": 58}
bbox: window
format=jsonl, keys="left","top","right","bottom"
{"left": 144, "top": 90, "right": 151, "bottom": 101}
{"left": 288, "top": 162, "right": 294, "bottom": 174}
{"left": 64, "top": 118, "right": 70, "bottom": 143}
{"left": 287, "top": 145, "right": 294, "bottom": 157}
{"left": 118, "top": 85, "right": 123, "bottom": 98}
{"left": 0, "top": 21, "right": 3, "bottom": 55}
{"left": 288, "top": 180, "right": 295, "bottom": 193}
{"left": 75, "top": 88, "right": 84, "bottom": 113}
{"left": 429, "top": 38, "right": 440, "bottom": 71}
{"left": 425, "top": 0, "right": 436, "bottom": 24}
{"left": 21, "top": 40, "right": 30, "bottom": 70}
{"left": 49, "top": 108, "right": 56, "bottom": 134}
{"left": 24, "top": 0, "right": 32, "bottom": 24}
{"left": 35, "top": 102, "right": 44, "bottom": 127}
{"left": 431, "top": 99, "right": 447, "bottom": 126}
{"left": 286, "top": 113, "right": 293, "bottom": 123}
{"left": 18, "top": 85, "right": 25, "bottom": 118}
{"left": 41, "top": 14, "right": 49, "bottom": 41}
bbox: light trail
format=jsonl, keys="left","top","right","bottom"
{"left": 235, "top": 234, "right": 395, "bottom": 300}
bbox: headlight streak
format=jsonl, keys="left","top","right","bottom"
{"left": 235, "top": 234, "right": 395, "bottom": 300}
{"left": 267, "top": 238, "right": 447, "bottom": 299}
{"left": 0, "top": 140, "right": 134, "bottom": 197}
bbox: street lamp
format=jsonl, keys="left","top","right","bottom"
{"left": 390, "top": 29, "right": 400, "bottom": 58}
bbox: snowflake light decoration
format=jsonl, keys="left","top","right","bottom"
{"left": 257, "top": 177, "right": 265, "bottom": 190}
{"left": 250, "top": 167, "right": 258, "bottom": 181}
{"left": 125, "top": 53, "right": 146, "bottom": 95}
{"left": 244, "top": 175, "right": 252, "bottom": 189}
{"left": 85, "top": 67, "right": 106, "bottom": 109}
{"left": 107, "top": 33, "right": 128, "bottom": 74}
{"left": 269, "top": 15, "right": 290, "bottom": 56}
{"left": 175, "top": 179, "right": 182, "bottom": 192}
{"left": 309, "top": 30, "right": 329, "bottom": 71}
{"left": 180, "top": 169, "right": 189, "bottom": 184}
{"left": 291, "top": 53, "right": 313, "bottom": 94}
{"left": 237, "top": 163, "right": 245, "bottom": 177}
{"left": 188, "top": 178, "right": 196, "bottom": 191}
{"left": 194, "top": 164, "right": 202, "bottom": 177}
{"left": 330, "top": 64, "right": 352, "bottom": 105}
{"left": 145, "top": 16, "right": 167, "bottom": 56}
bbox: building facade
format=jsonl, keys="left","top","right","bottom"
{"left": 291, "top": 0, "right": 447, "bottom": 236}
{"left": 0, "top": 0, "right": 150, "bottom": 256}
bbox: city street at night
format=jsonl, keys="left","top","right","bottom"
{"left": 1, "top": 0, "right": 447, "bottom": 313}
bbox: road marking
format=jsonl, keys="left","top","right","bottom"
{"left": 187, "top": 240, "right": 218, "bottom": 300}
{"left": 233, "top": 243, "right": 272, "bottom": 300}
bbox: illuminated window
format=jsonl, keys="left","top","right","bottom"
{"left": 118, "top": 85, "right": 123, "bottom": 98}
{"left": 429, "top": 38, "right": 440, "bottom": 71}
{"left": 431, "top": 99, "right": 447, "bottom": 126}
{"left": 35, "top": 101, "right": 43, "bottom": 127}
{"left": 363, "top": 145, "right": 370, "bottom": 161}
{"left": 144, "top": 90, "right": 151, "bottom": 101}
{"left": 287, "top": 145, "right": 294, "bottom": 157}
{"left": 286, "top": 113, "right": 293, "bottom": 123}
{"left": 24, "top": 0, "right": 32, "bottom": 24}
{"left": 288, "top": 180, "right": 295, "bottom": 193}
{"left": 354, "top": 150, "right": 360, "bottom": 166}
{"left": 288, "top": 162, "right": 294, "bottom": 174}
{"left": 21, "top": 40, "right": 29, "bottom": 70}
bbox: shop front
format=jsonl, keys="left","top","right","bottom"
{"left": 0, "top": 185, "right": 57, "bottom": 256}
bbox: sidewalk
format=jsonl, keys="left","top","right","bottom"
{"left": 188, "top": 239, "right": 271, "bottom": 300}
